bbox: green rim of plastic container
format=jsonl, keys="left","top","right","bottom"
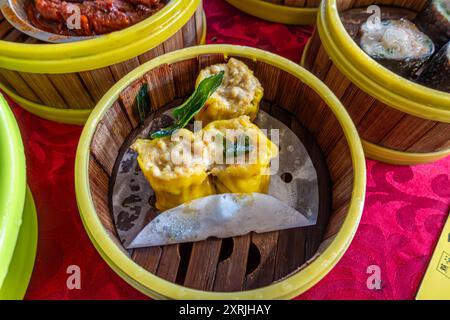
{"left": 0, "top": 93, "right": 26, "bottom": 289}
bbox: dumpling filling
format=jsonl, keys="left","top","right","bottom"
{"left": 194, "top": 58, "right": 263, "bottom": 125}
{"left": 131, "top": 129, "right": 215, "bottom": 211}
{"left": 132, "top": 129, "right": 210, "bottom": 179}
{"left": 360, "top": 19, "right": 434, "bottom": 60}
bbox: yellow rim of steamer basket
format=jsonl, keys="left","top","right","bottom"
{"left": 362, "top": 139, "right": 450, "bottom": 165}
{"left": 0, "top": 0, "right": 200, "bottom": 73}
{"left": 75, "top": 45, "right": 366, "bottom": 299}
{"left": 0, "top": 83, "right": 91, "bottom": 125}
{"left": 0, "top": 12, "right": 207, "bottom": 125}
{"left": 317, "top": 1, "right": 450, "bottom": 121}
{"left": 225, "top": 0, "right": 317, "bottom": 25}
{"left": 199, "top": 10, "right": 207, "bottom": 45}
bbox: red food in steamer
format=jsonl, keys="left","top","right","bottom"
{"left": 28, "top": 0, "right": 165, "bottom": 36}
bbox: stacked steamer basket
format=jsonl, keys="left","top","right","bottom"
{"left": 0, "top": 0, "right": 205, "bottom": 125}
{"left": 303, "top": 0, "right": 450, "bottom": 165}
{"left": 225, "top": 0, "right": 319, "bottom": 25}
{"left": 0, "top": 94, "right": 37, "bottom": 300}
{"left": 75, "top": 45, "right": 366, "bottom": 299}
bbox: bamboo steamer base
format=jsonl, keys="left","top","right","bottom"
{"left": 225, "top": 0, "right": 318, "bottom": 25}
{"left": 0, "top": 9, "right": 207, "bottom": 125}
{"left": 108, "top": 100, "right": 331, "bottom": 293}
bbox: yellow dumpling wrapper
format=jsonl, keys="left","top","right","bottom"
{"left": 131, "top": 129, "right": 215, "bottom": 211}
{"left": 203, "top": 116, "right": 278, "bottom": 194}
{"left": 194, "top": 58, "right": 263, "bottom": 125}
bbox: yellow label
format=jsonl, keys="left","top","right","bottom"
{"left": 416, "top": 215, "right": 450, "bottom": 300}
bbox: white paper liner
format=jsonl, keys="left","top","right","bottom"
{"left": 129, "top": 193, "right": 312, "bottom": 248}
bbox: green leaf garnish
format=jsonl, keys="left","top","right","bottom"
{"left": 150, "top": 71, "right": 225, "bottom": 139}
{"left": 222, "top": 134, "right": 254, "bottom": 159}
{"left": 136, "top": 83, "right": 150, "bottom": 124}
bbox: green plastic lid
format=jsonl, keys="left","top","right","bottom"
{"left": 0, "top": 186, "right": 37, "bottom": 299}
{"left": 0, "top": 93, "right": 26, "bottom": 288}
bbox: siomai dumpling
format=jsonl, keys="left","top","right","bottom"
{"left": 202, "top": 116, "right": 278, "bottom": 194}
{"left": 194, "top": 58, "right": 263, "bottom": 125}
{"left": 131, "top": 129, "right": 215, "bottom": 211}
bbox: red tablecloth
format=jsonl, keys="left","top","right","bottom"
{"left": 6, "top": 0, "right": 449, "bottom": 300}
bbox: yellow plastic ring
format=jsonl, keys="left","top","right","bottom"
{"left": 225, "top": 0, "right": 317, "bottom": 25}
{"left": 362, "top": 139, "right": 450, "bottom": 165}
{"left": 75, "top": 44, "right": 366, "bottom": 299}
{"left": 0, "top": 0, "right": 200, "bottom": 73}
{"left": 318, "top": 1, "right": 450, "bottom": 121}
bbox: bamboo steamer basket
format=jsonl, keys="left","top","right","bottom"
{"left": 75, "top": 45, "right": 366, "bottom": 299}
{"left": 225, "top": 0, "right": 318, "bottom": 25}
{"left": 302, "top": 0, "right": 450, "bottom": 165}
{"left": 0, "top": 0, "right": 206, "bottom": 125}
